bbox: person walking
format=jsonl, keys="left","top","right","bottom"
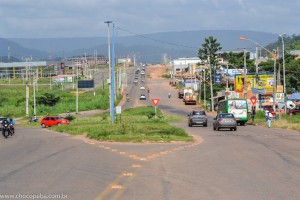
{"left": 266, "top": 111, "right": 273, "bottom": 128}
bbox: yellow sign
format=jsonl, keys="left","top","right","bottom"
{"left": 234, "top": 73, "right": 274, "bottom": 93}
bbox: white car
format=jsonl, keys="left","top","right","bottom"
{"left": 139, "top": 94, "right": 147, "bottom": 100}
{"left": 140, "top": 86, "right": 146, "bottom": 90}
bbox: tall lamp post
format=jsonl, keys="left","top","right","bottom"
{"left": 279, "top": 34, "right": 286, "bottom": 114}
{"left": 104, "top": 21, "right": 113, "bottom": 122}
{"left": 240, "top": 37, "right": 278, "bottom": 109}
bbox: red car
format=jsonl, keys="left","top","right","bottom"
{"left": 40, "top": 116, "right": 70, "bottom": 128}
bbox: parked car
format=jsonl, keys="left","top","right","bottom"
{"left": 0, "top": 116, "right": 6, "bottom": 131}
{"left": 40, "top": 116, "right": 70, "bottom": 128}
{"left": 213, "top": 113, "right": 237, "bottom": 131}
{"left": 139, "top": 94, "right": 147, "bottom": 100}
{"left": 287, "top": 109, "right": 300, "bottom": 115}
{"left": 188, "top": 110, "right": 207, "bottom": 127}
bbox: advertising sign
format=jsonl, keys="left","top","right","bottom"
{"left": 234, "top": 73, "right": 274, "bottom": 94}
{"left": 228, "top": 99, "right": 247, "bottom": 119}
{"left": 52, "top": 75, "right": 73, "bottom": 83}
{"left": 275, "top": 93, "right": 284, "bottom": 102}
{"left": 215, "top": 71, "right": 222, "bottom": 84}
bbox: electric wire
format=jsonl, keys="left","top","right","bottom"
{"left": 116, "top": 26, "right": 198, "bottom": 50}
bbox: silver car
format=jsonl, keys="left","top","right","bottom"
{"left": 213, "top": 113, "right": 237, "bottom": 131}
{"left": 188, "top": 110, "right": 207, "bottom": 127}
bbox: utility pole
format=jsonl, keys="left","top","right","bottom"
{"left": 111, "top": 23, "right": 116, "bottom": 123}
{"left": 204, "top": 68, "right": 206, "bottom": 109}
{"left": 208, "top": 56, "right": 214, "bottom": 112}
{"left": 25, "top": 57, "right": 30, "bottom": 116}
{"left": 76, "top": 63, "right": 79, "bottom": 114}
{"left": 105, "top": 21, "right": 113, "bottom": 122}
{"left": 273, "top": 47, "right": 278, "bottom": 111}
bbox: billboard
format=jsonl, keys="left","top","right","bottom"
{"left": 52, "top": 75, "right": 73, "bottom": 83}
{"left": 234, "top": 73, "right": 274, "bottom": 94}
{"left": 215, "top": 70, "right": 222, "bottom": 84}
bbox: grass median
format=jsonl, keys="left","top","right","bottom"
{"left": 51, "top": 106, "right": 193, "bottom": 143}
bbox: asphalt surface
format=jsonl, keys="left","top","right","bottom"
{"left": 1, "top": 66, "right": 300, "bottom": 200}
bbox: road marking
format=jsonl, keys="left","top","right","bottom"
{"left": 132, "top": 164, "right": 142, "bottom": 168}
{"left": 111, "top": 185, "right": 124, "bottom": 189}
{"left": 123, "top": 172, "right": 133, "bottom": 176}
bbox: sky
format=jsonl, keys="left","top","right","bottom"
{"left": 0, "top": 0, "right": 299, "bottom": 38}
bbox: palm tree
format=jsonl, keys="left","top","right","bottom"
{"left": 198, "top": 36, "right": 222, "bottom": 111}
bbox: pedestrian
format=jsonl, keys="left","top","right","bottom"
{"left": 266, "top": 111, "right": 273, "bottom": 128}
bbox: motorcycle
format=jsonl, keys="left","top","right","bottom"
{"left": 168, "top": 93, "right": 171, "bottom": 98}
{"left": 2, "top": 124, "right": 12, "bottom": 138}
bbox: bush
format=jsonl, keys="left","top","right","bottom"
{"left": 147, "top": 112, "right": 156, "bottom": 119}
{"left": 65, "top": 115, "right": 76, "bottom": 121}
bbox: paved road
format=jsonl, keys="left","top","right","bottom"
{"left": 1, "top": 68, "right": 300, "bottom": 200}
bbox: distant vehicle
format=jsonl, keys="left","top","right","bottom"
{"left": 183, "top": 88, "right": 197, "bottom": 105}
{"left": 140, "top": 86, "right": 146, "bottom": 90}
{"left": 40, "top": 116, "right": 70, "bottom": 128}
{"left": 141, "top": 71, "right": 145, "bottom": 75}
{"left": 213, "top": 113, "right": 237, "bottom": 131}
{"left": 218, "top": 98, "right": 248, "bottom": 126}
{"left": 133, "top": 80, "right": 138, "bottom": 85}
{"left": 139, "top": 94, "right": 147, "bottom": 100}
{"left": 178, "top": 90, "right": 184, "bottom": 99}
{"left": 188, "top": 110, "right": 207, "bottom": 127}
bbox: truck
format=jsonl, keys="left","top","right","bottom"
{"left": 178, "top": 89, "right": 184, "bottom": 99}
{"left": 183, "top": 88, "right": 197, "bottom": 105}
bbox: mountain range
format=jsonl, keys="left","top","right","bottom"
{"left": 0, "top": 30, "right": 279, "bottom": 63}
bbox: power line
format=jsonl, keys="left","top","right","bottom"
{"left": 116, "top": 26, "right": 199, "bottom": 50}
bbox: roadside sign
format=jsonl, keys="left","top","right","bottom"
{"left": 152, "top": 98, "right": 160, "bottom": 106}
{"left": 116, "top": 106, "right": 121, "bottom": 114}
{"left": 250, "top": 97, "right": 257, "bottom": 105}
{"left": 278, "top": 103, "right": 285, "bottom": 109}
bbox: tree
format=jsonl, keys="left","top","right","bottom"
{"left": 37, "top": 93, "right": 61, "bottom": 108}
{"left": 198, "top": 36, "right": 222, "bottom": 111}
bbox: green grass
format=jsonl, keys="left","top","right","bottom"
{"left": 51, "top": 106, "right": 193, "bottom": 142}
{"left": 249, "top": 110, "right": 300, "bottom": 131}
{"left": 0, "top": 77, "right": 117, "bottom": 118}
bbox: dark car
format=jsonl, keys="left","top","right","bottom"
{"left": 188, "top": 110, "right": 207, "bottom": 127}
{"left": 40, "top": 116, "right": 70, "bottom": 128}
{"left": 287, "top": 109, "right": 300, "bottom": 115}
{"left": 213, "top": 113, "right": 237, "bottom": 131}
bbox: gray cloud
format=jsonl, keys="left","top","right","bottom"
{"left": 0, "top": 0, "right": 299, "bottom": 38}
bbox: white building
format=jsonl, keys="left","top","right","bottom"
{"left": 170, "top": 57, "right": 201, "bottom": 72}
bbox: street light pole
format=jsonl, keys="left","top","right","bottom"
{"left": 279, "top": 34, "right": 286, "bottom": 114}
{"left": 243, "top": 48, "right": 247, "bottom": 99}
{"left": 105, "top": 21, "right": 113, "bottom": 122}
{"left": 240, "top": 37, "right": 278, "bottom": 109}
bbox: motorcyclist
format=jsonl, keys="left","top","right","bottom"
{"left": 8, "top": 118, "right": 15, "bottom": 125}
{"left": 168, "top": 92, "right": 171, "bottom": 98}
{"left": 8, "top": 118, "right": 15, "bottom": 134}
{"left": 126, "top": 93, "right": 130, "bottom": 102}
{"left": 1, "top": 118, "right": 9, "bottom": 126}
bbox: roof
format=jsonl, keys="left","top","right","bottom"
{"left": 288, "top": 92, "right": 300, "bottom": 100}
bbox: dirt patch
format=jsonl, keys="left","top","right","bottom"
{"left": 147, "top": 65, "right": 168, "bottom": 79}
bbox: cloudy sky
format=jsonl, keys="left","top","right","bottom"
{"left": 0, "top": 0, "right": 299, "bottom": 38}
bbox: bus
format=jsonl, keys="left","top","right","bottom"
{"left": 218, "top": 98, "right": 248, "bottom": 125}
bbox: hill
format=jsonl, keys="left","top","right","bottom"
{"left": 7, "top": 30, "right": 278, "bottom": 63}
